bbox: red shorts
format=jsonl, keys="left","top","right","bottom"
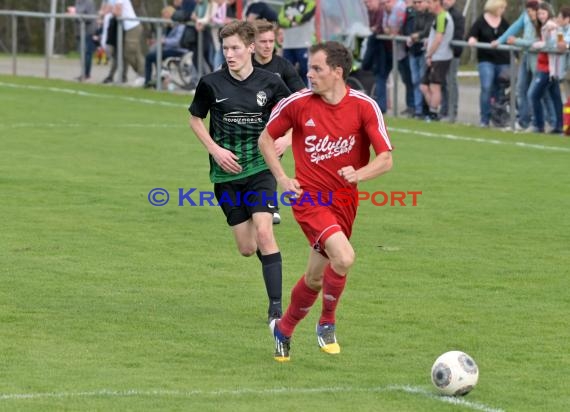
{"left": 292, "top": 202, "right": 356, "bottom": 256}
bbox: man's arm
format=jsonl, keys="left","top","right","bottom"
{"left": 338, "top": 151, "right": 393, "bottom": 185}
{"left": 259, "top": 128, "right": 302, "bottom": 196}
{"left": 189, "top": 115, "right": 242, "bottom": 174}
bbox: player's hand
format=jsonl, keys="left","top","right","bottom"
{"left": 277, "top": 176, "right": 303, "bottom": 198}
{"left": 338, "top": 166, "right": 359, "bottom": 184}
{"left": 212, "top": 147, "right": 242, "bottom": 174}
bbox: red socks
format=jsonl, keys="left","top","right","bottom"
{"left": 319, "top": 264, "right": 347, "bottom": 325}
{"left": 278, "top": 275, "right": 319, "bottom": 337}
{"left": 278, "top": 265, "right": 347, "bottom": 337}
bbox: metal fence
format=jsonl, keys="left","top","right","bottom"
{"left": 0, "top": 10, "right": 209, "bottom": 91}
{"left": 1, "top": 9, "right": 567, "bottom": 128}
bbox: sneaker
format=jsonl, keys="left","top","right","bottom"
{"left": 272, "top": 212, "right": 281, "bottom": 225}
{"left": 132, "top": 76, "right": 145, "bottom": 87}
{"left": 316, "top": 323, "right": 340, "bottom": 354}
{"left": 269, "top": 319, "right": 290, "bottom": 362}
{"left": 102, "top": 77, "right": 113, "bottom": 84}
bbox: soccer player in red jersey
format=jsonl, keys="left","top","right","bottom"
{"left": 259, "top": 41, "right": 393, "bottom": 362}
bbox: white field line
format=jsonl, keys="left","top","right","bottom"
{"left": 2, "top": 80, "right": 566, "bottom": 155}
{"left": 391, "top": 127, "right": 570, "bottom": 153}
{"left": 0, "top": 385, "right": 504, "bottom": 412}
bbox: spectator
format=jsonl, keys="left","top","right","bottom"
{"left": 493, "top": 0, "right": 540, "bottom": 130}
{"left": 440, "top": 0, "right": 465, "bottom": 123}
{"left": 189, "top": 0, "right": 215, "bottom": 72}
{"left": 529, "top": 2, "right": 563, "bottom": 134}
{"left": 467, "top": 0, "right": 510, "bottom": 128}
{"left": 113, "top": 0, "right": 146, "bottom": 85}
{"left": 362, "top": 0, "right": 392, "bottom": 113}
{"left": 68, "top": 0, "right": 97, "bottom": 82}
{"left": 420, "top": 0, "right": 454, "bottom": 121}
{"left": 100, "top": 1, "right": 120, "bottom": 84}
{"left": 277, "top": 0, "right": 317, "bottom": 86}
{"left": 211, "top": 0, "right": 239, "bottom": 69}
{"left": 557, "top": 6, "right": 570, "bottom": 102}
{"left": 245, "top": 0, "right": 278, "bottom": 23}
{"left": 384, "top": 0, "right": 415, "bottom": 116}
{"left": 143, "top": 6, "right": 188, "bottom": 88}
{"left": 172, "top": 0, "right": 197, "bottom": 22}
{"left": 404, "top": 0, "right": 434, "bottom": 118}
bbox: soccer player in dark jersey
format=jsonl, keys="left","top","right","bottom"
{"left": 189, "top": 21, "right": 292, "bottom": 323}
{"left": 252, "top": 19, "right": 306, "bottom": 225}
{"left": 259, "top": 41, "right": 394, "bottom": 361}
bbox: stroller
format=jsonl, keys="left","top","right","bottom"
{"left": 490, "top": 68, "right": 511, "bottom": 128}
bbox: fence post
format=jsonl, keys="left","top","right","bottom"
{"left": 79, "top": 18, "right": 86, "bottom": 80}
{"left": 509, "top": 48, "right": 516, "bottom": 130}
{"left": 117, "top": 20, "right": 124, "bottom": 83}
{"left": 156, "top": 24, "right": 163, "bottom": 91}
{"left": 392, "top": 36, "right": 399, "bottom": 117}
{"left": 44, "top": 18, "right": 50, "bottom": 78}
{"left": 11, "top": 14, "right": 17, "bottom": 75}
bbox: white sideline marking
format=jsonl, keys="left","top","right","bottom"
{"left": 3, "top": 80, "right": 566, "bottom": 155}
{"left": 0, "top": 385, "right": 504, "bottom": 412}
{"left": 0, "top": 122, "right": 184, "bottom": 129}
{"left": 0, "top": 81, "right": 185, "bottom": 108}
{"left": 392, "top": 127, "right": 570, "bottom": 153}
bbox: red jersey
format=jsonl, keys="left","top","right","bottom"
{"left": 267, "top": 87, "right": 392, "bottom": 195}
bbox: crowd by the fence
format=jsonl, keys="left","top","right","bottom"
{"left": 364, "top": 0, "right": 570, "bottom": 134}
{"left": 2, "top": 0, "right": 570, "bottom": 134}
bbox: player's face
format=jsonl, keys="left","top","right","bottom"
{"left": 223, "top": 34, "right": 254, "bottom": 73}
{"left": 255, "top": 31, "right": 276, "bottom": 60}
{"left": 307, "top": 50, "right": 339, "bottom": 95}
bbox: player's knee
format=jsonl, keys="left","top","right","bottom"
{"left": 332, "top": 249, "right": 355, "bottom": 274}
{"left": 305, "top": 273, "right": 323, "bottom": 291}
{"left": 255, "top": 227, "right": 275, "bottom": 251}
{"left": 238, "top": 244, "right": 257, "bottom": 257}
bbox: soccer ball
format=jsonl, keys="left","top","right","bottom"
{"left": 431, "top": 350, "right": 479, "bottom": 396}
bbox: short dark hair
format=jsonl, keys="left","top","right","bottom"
{"left": 560, "top": 6, "right": 570, "bottom": 19}
{"left": 220, "top": 21, "right": 256, "bottom": 45}
{"left": 253, "top": 19, "right": 276, "bottom": 36}
{"left": 309, "top": 41, "right": 353, "bottom": 81}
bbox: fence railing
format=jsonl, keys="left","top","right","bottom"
{"left": 0, "top": 10, "right": 209, "bottom": 91}
{"left": 1, "top": 10, "right": 567, "bottom": 127}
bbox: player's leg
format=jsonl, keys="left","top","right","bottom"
{"left": 271, "top": 248, "right": 328, "bottom": 361}
{"left": 248, "top": 171, "right": 283, "bottom": 322}
{"left": 251, "top": 211, "right": 282, "bottom": 321}
{"left": 314, "top": 231, "right": 354, "bottom": 355}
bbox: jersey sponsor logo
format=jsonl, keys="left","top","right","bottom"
{"left": 305, "top": 118, "right": 316, "bottom": 127}
{"left": 223, "top": 111, "right": 264, "bottom": 124}
{"left": 305, "top": 134, "right": 356, "bottom": 164}
{"left": 215, "top": 97, "right": 229, "bottom": 103}
{"left": 256, "top": 91, "right": 267, "bottom": 107}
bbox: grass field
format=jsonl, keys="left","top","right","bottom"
{"left": 1, "top": 75, "right": 569, "bottom": 411}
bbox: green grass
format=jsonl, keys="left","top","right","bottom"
{"left": 1, "top": 75, "right": 569, "bottom": 411}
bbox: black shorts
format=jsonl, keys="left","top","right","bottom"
{"left": 421, "top": 60, "right": 451, "bottom": 85}
{"left": 214, "top": 169, "right": 278, "bottom": 226}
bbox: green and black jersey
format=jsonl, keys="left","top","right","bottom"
{"left": 189, "top": 68, "right": 292, "bottom": 183}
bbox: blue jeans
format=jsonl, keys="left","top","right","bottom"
{"left": 516, "top": 54, "right": 532, "bottom": 128}
{"left": 398, "top": 55, "right": 414, "bottom": 110}
{"left": 409, "top": 53, "right": 426, "bottom": 115}
{"left": 283, "top": 48, "right": 308, "bottom": 86}
{"left": 477, "top": 61, "right": 510, "bottom": 125}
{"left": 528, "top": 71, "right": 563, "bottom": 132}
{"left": 78, "top": 36, "right": 95, "bottom": 78}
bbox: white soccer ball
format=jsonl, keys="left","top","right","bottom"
{"left": 431, "top": 350, "right": 479, "bottom": 396}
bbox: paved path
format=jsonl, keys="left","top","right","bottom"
{"left": 0, "top": 55, "right": 482, "bottom": 125}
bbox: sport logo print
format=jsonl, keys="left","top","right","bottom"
{"left": 256, "top": 91, "right": 267, "bottom": 107}
{"left": 305, "top": 134, "right": 356, "bottom": 164}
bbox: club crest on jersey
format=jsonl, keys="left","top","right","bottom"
{"left": 256, "top": 91, "right": 267, "bottom": 107}
{"left": 305, "top": 134, "right": 356, "bottom": 164}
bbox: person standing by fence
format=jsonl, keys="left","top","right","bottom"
{"left": 68, "top": 0, "right": 97, "bottom": 82}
